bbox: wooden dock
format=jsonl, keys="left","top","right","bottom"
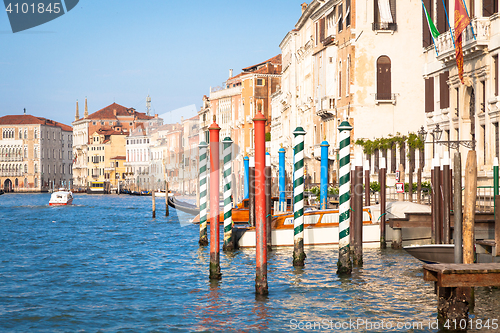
{"left": 423, "top": 263, "right": 500, "bottom": 328}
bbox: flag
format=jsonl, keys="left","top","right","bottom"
{"left": 454, "top": 0, "right": 471, "bottom": 83}
{"left": 422, "top": 0, "right": 440, "bottom": 38}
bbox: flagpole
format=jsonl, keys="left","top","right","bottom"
{"left": 460, "top": 0, "right": 476, "bottom": 40}
{"left": 441, "top": 0, "right": 456, "bottom": 47}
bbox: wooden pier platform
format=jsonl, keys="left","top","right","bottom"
{"left": 423, "top": 263, "right": 500, "bottom": 328}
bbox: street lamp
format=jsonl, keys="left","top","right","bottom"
{"left": 418, "top": 124, "right": 475, "bottom": 153}
{"left": 418, "top": 125, "right": 442, "bottom": 158}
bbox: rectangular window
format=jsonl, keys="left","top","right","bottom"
{"left": 425, "top": 77, "right": 434, "bottom": 112}
{"left": 481, "top": 124, "right": 486, "bottom": 165}
{"left": 320, "top": 17, "right": 325, "bottom": 41}
{"left": 338, "top": 4, "right": 343, "bottom": 32}
{"left": 481, "top": 81, "right": 486, "bottom": 112}
{"left": 437, "top": 0, "right": 449, "bottom": 33}
{"left": 345, "top": 0, "right": 351, "bottom": 27}
{"left": 483, "top": 0, "right": 499, "bottom": 17}
{"left": 456, "top": 88, "right": 460, "bottom": 117}
{"left": 374, "top": 0, "right": 396, "bottom": 31}
{"left": 439, "top": 71, "right": 450, "bottom": 109}
{"left": 256, "top": 78, "right": 265, "bottom": 86}
{"left": 422, "top": 0, "right": 432, "bottom": 47}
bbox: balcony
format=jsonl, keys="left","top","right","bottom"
{"left": 315, "top": 97, "right": 335, "bottom": 119}
{"left": 435, "top": 18, "right": 490, "bottom": 62}
{"left": 375, "top": 93, "right": 397, "bottom": 105}
{"left": 372, "top": 22, "right": 397, "bottom": 33}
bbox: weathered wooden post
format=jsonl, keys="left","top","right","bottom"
{"left": 408, "top": 151, "right": 414, "bottom": 202}
{"left": 442, "top": 152, "right": 451, "bottom": 244}
{"left": 222, "top": 137, "right": 234, "bottom": 251}
{"left": 380, "top": 157, "right": 387, "bottom": 249}
{"left": 463, "top": 150, "right": 477, "bottom": 264}
{"left": 417, "top": 166, "right": 422, "bottom": 204}
{"left": 165, "top": 180, "right": 169, "bottom": 217}
{"left": 198, "top": 141, "right": 208, "bottom": 245}
{"left": 209, "top": 117, "right": 222, "bottom": 280}
{"left": 266, "top": 152, "right": 272, "bottom": 251}
{"left": 254, "top": 108, "right": 268, "bottom": 295}
{"left": 453, "top": 152, "right": 463, "bottom": 263}
{"left": 337, "top": 120, "right": 352, "bottom": 275}
{"left": 432, "top": 156, "right": 441, "bottom": 244}
{"left": 293, "top": 127, "right": 307, "bottom": 267}
{"left": 353, "top": 153, "right": 363, "bottom": 266}
{"left": 364, "top": 159, "right": 370, "bottom": 206}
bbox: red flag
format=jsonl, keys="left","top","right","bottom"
{"left": 454, "top": 0, "right": 471, "bottom": 84}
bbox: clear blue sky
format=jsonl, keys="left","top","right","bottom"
{"left": 0, "top": 0, "right": 307, "bottom": 126}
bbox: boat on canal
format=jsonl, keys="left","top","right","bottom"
{"left": 403, "top": 244, "right": 455, "bottom": 264}
{"left": 49, "top": 188, "right": 74, "bottom": 206}
{"left": 234, "top": 207, "right": 389, "bottom": 248}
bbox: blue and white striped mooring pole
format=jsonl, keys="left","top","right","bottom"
{"left": 244, "top": 155, "right": 250, "bottom": 200}
{"left": 222, "top": 137, "right": 234, "bottom": 251}
{"left": 293, "top": 127, "right": 307, "bottom": 267}
{"left": 337, "top": 120, "right": 353, "bottom": 275}
{"left": 320, "top": 139, "right": 329, "bottom": 210}
{"left": 279, "top": 146, "right": 286, "bottom": 212}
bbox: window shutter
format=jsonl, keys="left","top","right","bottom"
{"left": 374, "top": 0, "right": 380, "bottom": 24}
{"left": 377, "top": 56, "right": 391, "bottom": 100}
{"left": 320, "top": 18, "right": 325, "bottom": 41}
{"left": 483, "top": 0, "right": 498, "bottom": 16}
{"left": 437, "top": 0, "right": 446, "bottom": 33}
{"left": 423, "top": 0, "right": 431, "bottom": 47}
{"left": 439, "top": 71, "right": 450, "bottom": 109}
{"left": 390, "top": 0, "right": 396, "bottom": 24}
{"left": 425, "top": 77, "right": 434, "bottom": 112}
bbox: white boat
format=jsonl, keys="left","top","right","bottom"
{"left": 49, "top": 188, "right": 74, "bottom": 206}
{"left": 236, "top": 208, "right": 393, "bottom": 248}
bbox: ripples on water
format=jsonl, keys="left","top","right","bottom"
{"left": 1, "top": 193, "right": 499, "bottom": 332}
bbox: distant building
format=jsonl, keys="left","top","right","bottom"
{"left": 72, "top": 100, "right": 158, "bottom": 189}
{"left": 0, "top": 113, "right": 72, "bottom": 192}
{"left": 87, "top": 127, "right": 128, "bottom": 190}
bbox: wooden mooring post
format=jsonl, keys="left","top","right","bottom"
{"left": 379, "top": 157, "right": 387, "bottom": 249}
{"left": 152, "top": 188, "right": 156, "bottom": 218}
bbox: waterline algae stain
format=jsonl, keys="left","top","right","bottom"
{"left": 1, "top": 193, "right": 500, "bottom": 331}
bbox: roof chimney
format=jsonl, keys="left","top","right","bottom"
{"left": 84, "top": 97, "right": 88, "bottom": 118}
{"left": 24, "top": 108, "right": 26, "bottom": 115}
{"left": 229, "top": 69, "right": 233, "bottom": 78}
{"left": 301, "top": 2, "right": 308, "bottom": 13}
{"left": 75, "top": 100, "right": 79, "bottom": 121}
{"left": 113, "top": 108, "right": 117, "bottom": 116}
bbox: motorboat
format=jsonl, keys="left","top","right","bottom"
{"left": 49, "top": 188, "right": 74, "bottom": 206}
{"left": 403, "top": 244, "right": 455, "bottom": 264}
{"left": 235, "top": 207, "right": 391, "bottom": 248}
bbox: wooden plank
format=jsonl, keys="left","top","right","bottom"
{"left": 423, "top": 269, "right": 438, "bottom": 282}
{"left": 424, "top": 263, "right": 500, "bottom": 287}
{"left": 438, "top": 272, "right": 500, "bottom": 287}
{"left": 424, "top": 263, "right": 500, "bottom": 274}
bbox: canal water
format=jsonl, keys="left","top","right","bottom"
{"left": 1, "top": 193, "right": 499, "bottom": 332}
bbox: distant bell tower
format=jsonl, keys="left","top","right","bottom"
{"left": 146, "top": 95, "right": 151, "bottom": 116}
{"left": 84, "top": 97, "right": 88, "bottom": 118}
{"left": 75, "top": 100, "right": 79, "bottom": 121}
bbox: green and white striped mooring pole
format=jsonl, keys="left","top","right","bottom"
{"left": 222, "top": 137, "right": 234, "bottom": 251}
{"left": 337, "top": 120, "right": 353, "bottom": 275}
{"left": 293, "top": 127, "right": 307, "bottom": 266}
{"left": 198, "top": 141, "right": 209, "bottom": 246}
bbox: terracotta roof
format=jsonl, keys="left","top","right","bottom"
{"left": 111, "top": 156, "right": 126, "bottom": 160}
{"left": 95, "top": 127, "right": 127, "bottom": 136}
{"left": 0, "top": 114, "right": 72, "bottom": 131}
{"left": 84, "top": 102, "right": 154, "bottom": 121}
{"left": 242, "top": 54, "right": 282, "bottom": 72}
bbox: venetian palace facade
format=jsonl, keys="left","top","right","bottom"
{"left": 0, "top": 113, "right": 73, "bottom": 192}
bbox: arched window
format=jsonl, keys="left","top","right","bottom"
{"left": 377, "top": 56, "right": 392, "bottom": 100}
{"left": 34, "top": 178, "right": 38, "bottom": 188}
{"left": 24, "top": 164, "right": 27, "bottom": 173}
{"left": 24, "top": 178, "right": 28, "bottom": 188}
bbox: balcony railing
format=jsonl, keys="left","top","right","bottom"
{"left": 0, "top": 156, "right": 23, "bottom": 162}
{"left": 435, "top": 18, "right": 490, "bottom": 62}
{"left": 0, "top": 171, "right": 23, "bottom": 177}
{"left": 372, "top": 22, "right": 397, "bottom": 32}
{"left": 375, "top": 93, "right": 397, "bottom": 104}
